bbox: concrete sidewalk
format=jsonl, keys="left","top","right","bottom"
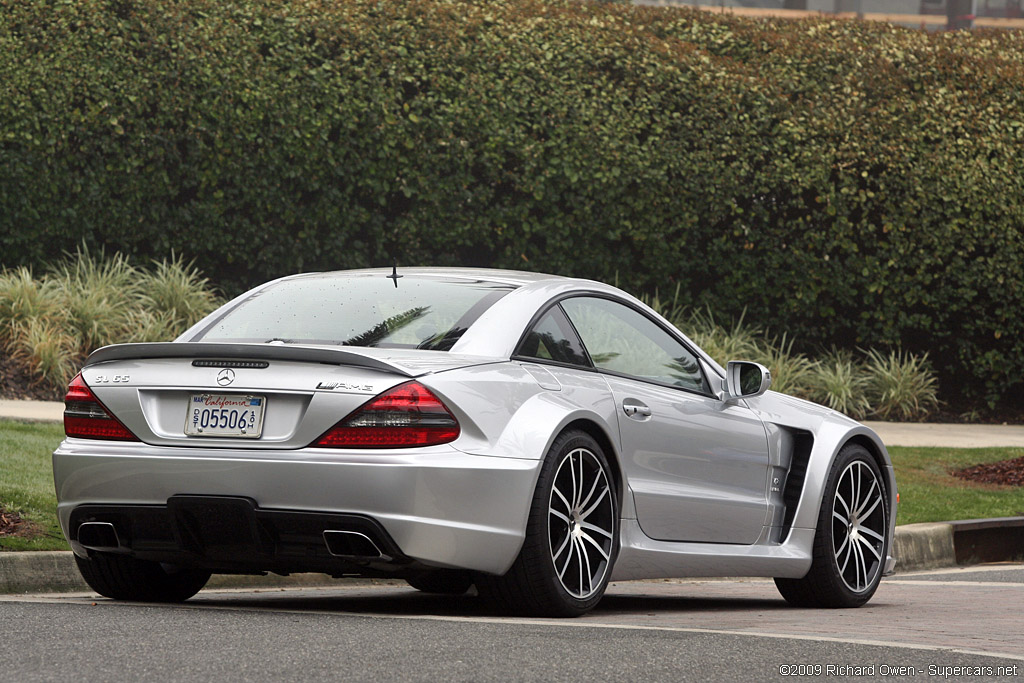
{"left": 0, "top": 400, "right": 63, "bottom": 423}
{"left": 6, "top": 400, "right": 1024, "bottom": 448}
{"left": 863, "top": 421, "right": 1024, "bottom": 448}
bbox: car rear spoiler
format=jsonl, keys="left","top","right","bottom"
{"left": 82, "top": 342, "right": 467, "bottom": 378}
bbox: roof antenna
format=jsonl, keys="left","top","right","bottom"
{"left": 387, "top": 260, "right": 403, "bottom": 288}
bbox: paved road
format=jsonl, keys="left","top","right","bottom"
{"left": 2, "top": 565, "right": 1021, "bottom": 681}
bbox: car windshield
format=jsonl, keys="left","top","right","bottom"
{"left": 192, "top": 274, "right": 515, "bottom": 351}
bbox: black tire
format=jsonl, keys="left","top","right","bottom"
{"left": 775, "top": 443, "right": 889, "bottom": 608}
{"left": 405, "top": 570, "right": 473, "bottom": 595}
{"left": 75, "top": 552, "right": 211, "bottom": 602}
{"left": 476, "top": 430, "right": 618, "bottom": 617}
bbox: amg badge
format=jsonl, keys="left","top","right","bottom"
{"left": 316, "top": 381, "right": 374, "bottom": 392}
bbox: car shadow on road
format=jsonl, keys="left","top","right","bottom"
{"left": 190, "top": 583, "right": 789, "bottom": 619}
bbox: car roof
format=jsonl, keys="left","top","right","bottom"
{"left": 287, "top": 267, "right": 570, "bottom": 288}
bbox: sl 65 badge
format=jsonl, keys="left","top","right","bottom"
{"left": 93, "top": 375, "right": 130, "bottom": 383}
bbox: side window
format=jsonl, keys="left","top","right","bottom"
{"left": 515, "top": 305, "right": 591, "bottom": 367}
{"left": 560, "top": 297, "right": 709, "bottom": 394}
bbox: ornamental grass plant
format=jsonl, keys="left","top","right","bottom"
{"left": 863, "top": 349, "right": 941, "bottom": 421}
{"left": 808, "top": 348, "right": 872, "bottom": 419}
{"left": 646, "top": 298, "right": 939, "bottom": 421}
{"left": 0, "top": 250, "right": 222, "bottom": 394}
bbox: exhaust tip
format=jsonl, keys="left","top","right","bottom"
{"left": 323, "top": 530, "right": 389, "bottom": 560}
{"left": 77, "top": 522, "right": 121, "bottom": 550}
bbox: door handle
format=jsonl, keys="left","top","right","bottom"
{"left": 622, "top": 399, "right": 652, "bottom": 419}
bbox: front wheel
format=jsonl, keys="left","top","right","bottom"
{"left": 477, "top": 430, "right": 619, "bottom": 617}
{"left": 775, "top": 444, "right": 889, "bottom": 608}
{"left": 75, "top": 552, "right": 210, "bottom": 602}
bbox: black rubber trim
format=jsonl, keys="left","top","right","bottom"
{"left": 781, "top": 431, "right": 814, "bottom": 536}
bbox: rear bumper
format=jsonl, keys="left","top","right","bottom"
{"left": 53, "top": 439, "right": 540, "bottom": 576}
{"left": 70, "top": 500, "right": 410, "bottom": 575}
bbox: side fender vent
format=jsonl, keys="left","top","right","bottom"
{"left": 781, "top": 431, "right": 813, "bottom": 535}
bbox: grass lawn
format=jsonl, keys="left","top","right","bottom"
{"left": 1, "top": 421, "right": 1022, "bottom": 551}
{"left": 889, "top": 446, "right": 1024, "bottom": 525}
{"left": 0, "top": 420, "right": 68, "bottom": 551}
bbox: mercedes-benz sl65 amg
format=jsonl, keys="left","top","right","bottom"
{"left": 53, "top": 268, "right": 896, "bottom": 616}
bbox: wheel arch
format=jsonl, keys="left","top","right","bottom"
{"left": 845, "top": 434, "right": 893, "bottom": 488}
{"left": 790, "top": 424, "right": 895, "bottom": 533}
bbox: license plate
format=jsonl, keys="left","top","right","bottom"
{"left": 185, "top": 394, "right": 266, "bottom": 438}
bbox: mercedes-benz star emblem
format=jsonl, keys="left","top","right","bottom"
{"left": 216, "top": 368, "right": 236, "bottom": 386}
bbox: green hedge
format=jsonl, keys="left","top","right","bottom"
{"left": 1, "top": 0, "right": 1022, "bottom": 404}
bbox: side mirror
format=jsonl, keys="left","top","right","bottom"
{"left": 722, "top": 361, "right": 772, "bottom": 401}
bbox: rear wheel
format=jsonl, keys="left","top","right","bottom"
{"left": 75, "top": 552, "right": 210, "bottom": 602}
{"left": 477, "top": 430, "right": 618, "bottom": 617}
{"left": 775, "top": 444, "right": 888, "bottom": 607}
{"left": 405, "top": 570, "right": 473, "bottom": 595}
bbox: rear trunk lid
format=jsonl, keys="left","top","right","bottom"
{"left": 78, "top": 342, "right": 500, "bottom": 449}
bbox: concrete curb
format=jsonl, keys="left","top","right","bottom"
{"left": 891, "top": 523, "right": 957, "bottom": 572}
{"left": 4, "top": 519, "right": 1021, "bottom": 594}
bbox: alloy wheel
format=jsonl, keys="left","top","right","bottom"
{"left": 831, "top": 460, "right": 886, "bottom": 593}
{"left": 547, "top": 447, "right": 615, "bottom": 600}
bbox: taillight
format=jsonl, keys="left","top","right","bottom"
{"left": 63, "top": 373, "right": 139, "bottom": 441}
{"left": 314, "top": 381, "right": 460, "bottom": 448}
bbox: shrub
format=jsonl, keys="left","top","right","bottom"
{"left": 136, "top": 255, "right": 221, "bottom": 331}
{"left": 681, "top": 309, "right": 763, "bottom": 369}
{"left": 50, "top": 249, "right": 140, "bottom": 353}
{"left": 0, "top": 267, "right": 60, "bottom": 343}
{"left": 808, "top": 349, "right": 871, "bottom": 420}
{"left": 0, "top": 251, "right": 222, "bottom": 391}
{"left": 749, "top": 334, "right": 818, "bottom": 398}
{"left": 651, "top": 301, "right": 936, "bottom": 420}
{"left": 7, "top": 318, "right": 77, "bottom": 391}
{"left": 0, "top": 0, "right": 1020, "bottom": 404}
{"left": 863, "top": 349, "right": 940, "bottom": 421}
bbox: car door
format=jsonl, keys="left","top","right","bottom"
{"left": 560, "top": 296, "right": 771, "bottom": 545}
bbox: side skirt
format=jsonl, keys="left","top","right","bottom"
{"left": 610, "top": 520, "right": 815, "bottom": 581}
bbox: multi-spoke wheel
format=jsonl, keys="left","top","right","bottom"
{"left": 476, "top": 430, "right": 618, "bottom": 617}
{"left": 831, "top": 459, "right": 887, "bottom": 593}
{"left": 775, "top": 443, "right": 889, "bottom": 608}
{"left": 548, "top": 445, "right": 616, "bottom": 601}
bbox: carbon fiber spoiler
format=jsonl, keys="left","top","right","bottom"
{"left": 83, "top": 342, "right": 499, "bottom": 378}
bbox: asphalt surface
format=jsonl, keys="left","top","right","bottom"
{"left": 3, "top": 403, "right": 1022, "bottom": 680}
{"left": 2, "top": 565, "right": 1021, "bottom": 682}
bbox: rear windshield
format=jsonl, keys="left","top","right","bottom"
{"left": 192, "top": 274, "right": 514, "bottom": 351}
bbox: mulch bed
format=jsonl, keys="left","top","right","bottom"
{"left": 0, "top": 355, "right": 62, "bottom": 401}
{"left": 953, "top": 456, "right": 1024, "bottom": 488}
{"left": 0, "top": 506, "right": 40, "bottom": 540}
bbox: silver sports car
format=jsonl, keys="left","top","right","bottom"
{"left": 53, "top": 268, "right": 896, "bottom": 616}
